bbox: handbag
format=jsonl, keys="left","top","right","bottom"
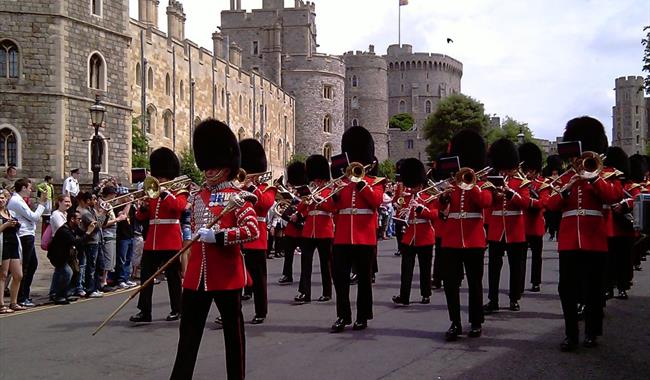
{"left": 41, "top": 224, "right": 53, "bottom": 251}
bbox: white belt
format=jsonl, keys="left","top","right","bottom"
{"left": 257, "top": 217, "right": 267, "bottom": 222}
{"left": 562, "top": 209, "right": 603, "bottom": 218}
{"left": 447, "top": 212, "right": 482, "bottom": 219}
{"left": 602, "top": 205, "right": 611, "bottom": 210}
{"left": 150, "top": 219, "right": 180, "bottom": 225}
{"left": 339, "top": 208, "right": 373, "bottom": 215}
{"left": 409, "top": 218, "right": 429, "bottom": 225}
{"left": 308, "top": 210, "right": 333, "bottom": 217}
{"left": 491, "top": 210, "right": 524, "bottom": 217}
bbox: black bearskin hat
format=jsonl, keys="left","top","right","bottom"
{"left": 543, "top": 155, "right": 563, "bottom": 177}
{"left": 448, "top": 129, "right": 486, "bottom": 170}
{"left": 341, "top": 126, "right": 375, "bottom": 165}
{"left": 150, "top": 147, "right": 180, "bottom": 180}
{"left": 604, "top": 146, "right": 630, "bottom": 178}
{"left": 239, "top": 138, "right": 267, "bottom": 174}
{"left": 518, "top": 142, "right": 542, "bottom": 173}
{"left": 193, "top": 119, "right": 240, "bottom": 179}
{"left": 306, "top": 155, "right": 331, "bottom": 182}
{"left": 286, "top": 161, "right": 307, "bottom": 187}
{"left": 398, "top": 158, "right": 426, "bottom": 188}
{"left": 488, "top": 138, "right": 519, "bottom": 171}
{"left": 563, "top": 116, "right": 608, "bottom": 154}
{"left": 629, "top": 154, "right": 648, "bottom": 182}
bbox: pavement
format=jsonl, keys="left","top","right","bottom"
{"left": 1, "top": 236, "right": 649, "bottom": 380}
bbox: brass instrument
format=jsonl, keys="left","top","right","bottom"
{"left": 314, "top": 161, "right": 377, "bottom": 205}
{"left": 98, "top": 175, "right": 193, "bottom": 211}
{"left": 547, "top": 152, "right": 605, "bottom": 196}
{"left": 345, "top": 162, "right": 368, "bottom": 183}
{"left": 236, "top": 169, "right": 273, "bottom": 185}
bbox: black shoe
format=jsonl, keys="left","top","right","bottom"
{"left": 432, "top": 280, "right": 442, "bottom": 289}
{"left": 604, "top": 290, "right": 613, "bottom": 300}
{"left": 371, "top": 275, "right": 375, "bottom": 284}
{"left": 278, "top": 276, "right": 293, "bottom": 285}
{"left": 634, "top": 265, "right": 642, "bottom": 271}
{"left": 392, "top": 295, "right": 409, "bottom": 306}
{"left": 509, "top": 301, "right": 520, "bottom": 311}
{"left": 560, "top": 337, "right": 578, "bottom": 352}
{"left": 330, "top": 318, "right": 351, "bottom": 333}
{"left": 241, "top": 293, "right": 252, "bottom": 301}
{"left": 317, "top": 296, "right": 331, "bottom": 302}
{"left": 352, "top": 320, "right": 367, "bottom": 330}
{"left": 394, "top": 251, "right": 401, "bottom": 256}
{"left": 583, "top": 335, "right": 598, "bottom": 348}
{"left": 577, "top": 304, "right": 585, "bottom": 321}
{"left": 349, "top": 273, "right": 358, "bottom": 285}
{"left": 165, "top": 312, "right": 181, "bottom": 321}
{"left": 215, "top": 316, "right": 223, "bottom": 325}
{"left": 129, "top": 312, "right": 152, "bottom": 323}
{"left": 483, "top": 302, "right": 499, "bottom": 314}
{"left": 251, "top": 316, "right": 265, "bottom": 324}
{"left": 530, "top": 285, "right": 540, "bottom": 292}
{"left": 54, "top": 297, "right": 70, "bottom": 305}
{"left": 468, "top": 324, "right": 482, "bottom": 338}
{"left": 66, "top": 296, "right": 79, "bottom": 303}
{"left": 294, "top": 293, "right": 311, "bottom": 304}
{"left": 420, "top": 296, "right": 430, "bottom": 304}
{"left": 616, "top": 290, "right": 628, "bottom": 300}
{"left": 445, "top": 323, "right": 462, "bottom": 342}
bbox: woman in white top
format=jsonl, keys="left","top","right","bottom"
{"left": 50, "top": 195, "right": 72, "bottom": 235}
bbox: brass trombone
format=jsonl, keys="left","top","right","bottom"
{"left": 236, "top": 169, "right": 273, "bottom": 185}
{"left": 547, "top": 152, "right": 605, "bottom": 195}
{"left": 98, "top": 175, "right": 193, "bottom": 211}
{"left": 315, "top": 161, "right": 377, "bottom": 205}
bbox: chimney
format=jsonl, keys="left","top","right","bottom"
{"left": 167, "top": 1, "right": 186, "bottom": 41}
{"left": 229, "top": 42, "right": 243, "bottom": 67}
{"left": 212, "top": 31, "right": 224, "bottom": 59}
{"left": 138, "top": 0, "right": 159, "bottom": 27}
{"left": 368, "top": 44, "right": 375, "bottom": 54}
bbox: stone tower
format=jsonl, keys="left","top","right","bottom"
{"left": 612, "top": 76, "right": 647, "bottom": 156}
{"left": 343, "top": 45, "right": 389, "bottom": 161}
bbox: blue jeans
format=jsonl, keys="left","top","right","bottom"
{"left": 386, "top": 209, "right": 395, "bottom": 237}
{"left": 115, "top": 238, "right": 134, "bottom": 283}
{"left": 83, "top": 243, "right": 100, "bottom": 293}
{"left": 51, "top": 264, "right": 73, "bottom": 299}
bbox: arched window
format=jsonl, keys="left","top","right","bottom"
{"left": 263, "top": 133, "right": 270, "bottom": 156}
{"left": 135, "top": 63, "right": 141, "bottom": 86}
{"left": 87, "top": 132, "right": 109, "bottom": 174}
{"left": 0, "top": 40, "right": 20, "bottom": 79}
{"left": 179, "top": 80, "right": 184, "bottom": 100}
{"left": 323, "top": 143, "right": 332, "bottom": 161}
{"left": 406, "top": 62, "right": 410, "bottom": 70}
{"left": 0, "top": 127, "right": 19, "bottom": 167}
{"left": 400, "top": 62, "right": 405, "bottom": 70}
{"left": 239, "top": 95, "right": 243, "bottom": 115}
{"left": 637, "top": 135, "right": 640, "bottom": 144}
{"left": 400, "top": 84, "right": 404, "bottom": 92}
{"left": 323, "top": 114, "right": 332, "bottom": 133}
{"left": 249, "top": 99, "right": 253, "bottom": 119}
{"left": 194, "top": 116, "right": 201, "bottom": 129}
{"left": 351, "top": 75, "right": 358, "bottom": 87}
{"left": 146, "top": 104, "right": 156, "bottom": 134}
{"left": 425, "top": 100, "right": 432, "bottom": 114}
{"left": 636, "top": 121, "right": 640, "bottom": 130}
{"left": 165, "top": 73, "right": 171, "bottom": 96}
{"left": 238, "top": 128, "right": 246, "bottom": 141}
{"left": 163, "top": 110, "right": 172, "bottom": 138}
{"left": 352, "top": 118, "right": 359, "bottom": 127}
{"left": 399, "top": 100, "right": 406, "bottom": 113}
{"left": 277, "top": 139, "right": 283, "bottom": 160}
{"left": 389, "top": 62, "right": 394, "bottom": 70}
{"left": 351, "top": 96, "right": 359, "bottom": 109}
{"left": 147, "top": 67, "right": 154, "bottom": 90}
{"left": 221, "top": 88, "right": 225, "bottom": 108}
{"left": 88, "top": 52, "right": 106, "bottom": 90}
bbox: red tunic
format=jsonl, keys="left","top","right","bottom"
{"left": 399, "top": 192, "right": 438, "bottom": 247}
{"left": 524, "top": 177, "right": 551, "bottom": 237}
{"left": 299, "top": 187, "right": 336, "bottom": 239}
{"left": 440, "top": 184, "right": 492, "bottom": 249}
{"left": 183, "top": 183, "right": 260, "bottom": 291}
{"left": 136, "top": 190, "right": 188, "bottom": 251}
{"left": 486, "top": 177, "right": 530, "bottom": 243}
{"left": 243, "top": 183, "right": 277, "bottom": 250}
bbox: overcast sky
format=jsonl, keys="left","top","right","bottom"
{"left": 129, "top": 0, "right": 647, "bottom": 141}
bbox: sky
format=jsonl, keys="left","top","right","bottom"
{"left": 129, "top": 0, "right": 648, "bottom": 141}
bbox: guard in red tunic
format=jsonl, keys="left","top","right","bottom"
{"left": 483, "top": 138, "right": 531, "bottom": 314}
{"left": 130, "top": 148, "right": 187, "bottom": 323}
{"left": 392, "top": 160, "right": 407, "bottom": 257}
{"left": 391, "top": 158, "right": 438, "bottom": 306}
{"left": 327, "top": 126, "right": 385, "bottom": 333}
{"left": 629, "top": 154, "right": 648, "bottom": 272}
{"left": 278, "top": 161, "right": 308, "bottom": 285}
{"left": 171, "top": 119, "right": 259, "bottom": 380}
{"left": 294, "top": 154, "right": 336, "bottom": 304}
{"left": 439, "top": 129, "right": 492, "bottom": 341}
{"left": 545, "top": 116, "right": 620, "bottom": 352}
{"left": 519, "top": 142, "right": 551, "bottom": 293}
{"left": 239, "top": 139, "right": 277, "bottom": 324}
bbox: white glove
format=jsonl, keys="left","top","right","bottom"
{"left": 198, "top": 227, "right": 217, "bottom": 243}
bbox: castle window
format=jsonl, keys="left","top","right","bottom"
{"left": 252, "top": 41, "right": 259, "bottom": 56}
{"left": 389, "top": 63, "right": 394, "bottom": 70}
{"left": 351, "top": 75, "right": 358, "bottom": 87}
{"left": 636, "top": 106, "right": 639, "bottom": 114}
{"left": 399, "top": 100, "right": 406, "bottom": 113}
{"left": 323, "top": 114, "right": 332, "bottom": 133}
{"left": 221, "top": 88, "right": 226, "bottom": 108}
{"left": 400, "top": 84, "right": 404, "bottom": 92}
{"left": 323, "top": 84, "right": 333, "bottom": 99}
{"left": 239, "top": 95, "right": 243, "bottom": 115}
{"left": 0, "top": 40, "right": 19, "bottom": 79}
{"left": 351, "top": 96, "right": 359, "bottom": 109}
{"left": 135, "top": 63, "right": 141, "bottom": 86}
{"left": 0, "top": 127, "right": 19, "bottom": 167}
{"left": 407, "top": 139, "right": 414, "bottom": 149}
{"left": 637, "top": 135, "right": 640, "bottom": 144}
{"left": 249, "top": 99, "right": 253, "bottom": 119}
{"left": 425, "top": 100, "right": 432, "bottom": 114}
{"left": 147, "top": 67, "right": 154, "bottom": 90}
{"left": 426, "top": 83, "right": 430, "bottom": 92}
{"left": 180, "top": 80, "right": 184, "bottom": 100}
{"left": 259, "top": 104, "right": 264, "bottom": 126}
{"left": 238, "top": 128, "right": 245, "bottom": 141}
{"left": 352, "top": 118, "right": 359, "bottom": 127}
{"left": 145, "top": 104, "right": 156, "bottom": 134}
{"left": 165, "top": 73, "right": 171, "bottom": 96}
{"left": 163, "top": 110, "right": 172, "bottom": 138}
{"left": 400, "top": 62, "right": 405, "bottom": 70}
{"left": 323, "top": 143, "right": 333, "bottom": 161}
{"left": 636, "top": 121, "right": 640, "bottom": 130}
{"left": 91, "top": 0, "right": 102, "bottom": 17}
{"left": 88, "top": 52, "right": 106, "bottom": 90}
{"left": 277, "top": 139, "right": 283, "bottom": 160}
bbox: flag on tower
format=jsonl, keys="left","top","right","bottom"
{"left": 399, "top": 0, "right": 409, "bottom": 5}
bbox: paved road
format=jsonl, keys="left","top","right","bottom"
{"left": 1, "top": 238, "right": 649, "bottom": 380}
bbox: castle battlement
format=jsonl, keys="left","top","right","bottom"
{"left": 615, "top": 76, "right": 644, "bottom": 87}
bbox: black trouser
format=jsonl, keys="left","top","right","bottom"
{"left": 441, "top": 248, "right": 485, "bottom": 326}
{"left": 394, "top": 221, "right": 406, "bottom": 252}
{"left": 399, "top": 245, "right": 433, "bottom": 301}
{"left": 281, "top": 236, "right": 301, "bottom": 279}
{"left": 558, "top": 250, "right": 606, "bottom": 341}
{"left": 607, "top": 236, "right": 634, "bottom": 292}
{"left": 299, "top": 238, "right": 333, "bottom": 299}
{"left": 545, "top": 211, "right": 561, "bottom": 238}
{"left": 487, "top": 240, "right": 526, "bottom": 305}
{"left": 137, "top": 250, "right": 182, "bottom": 315}
{"left": 332, "top": 245, "right": 374, "bottom": 322}
{"left": 433, "top": 237, "right": 443, "bottom": 283}
{"left": 18, "top": 235, "right": 37, "bottom": 303}
{"left": 171, "top": 288, "right": 245, "bottom": 380}
{"left": 243, "top": 249, "right": 267, "bottom": 318}
{"left": 525, "top": 235, "right": 543, "bottom": 288}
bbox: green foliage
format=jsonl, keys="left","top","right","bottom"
{"left": 179, "top": 148, "right": 205, "bottom": 185}
{"left": 377, "top": 159, "right": 396, "bottom": 181}
{"left": 643, "top": 26, "right": 650, "bottom": 94}
{"left": 423, "top": 94, "right": 490, "bottom": 161}
{"left": 288, "top": 153, "right": 307, "bottom": 164}
{"left": 131, "top": 117, "right": 150, "bottom": 170}
{"left": 389, "top": 113, "right": 415, "bottom": 131}
{"left": 484, "top": 116, "right": 534, "bottom": 146}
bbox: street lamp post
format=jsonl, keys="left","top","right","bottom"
{"left": 89, "top": 94, "right": 106, "bottom": 189}
{"left": 517, "top": 126, "right": 525, "bottom": 145}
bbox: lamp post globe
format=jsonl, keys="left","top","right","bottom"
{"left": 89, "top": 94, "right": 106, "bottom": 189}
{"left": 517, "top": 127, "right": 525, "bottom": 145}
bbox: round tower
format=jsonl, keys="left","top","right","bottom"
{"left": 343, "top": 45, "right": 389, "bottom": 161}
{"left": 613, "top": 76, "right": 647, "bottom": 155}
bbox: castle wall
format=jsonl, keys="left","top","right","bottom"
{"left": 612, "top": 76, "right": 647, "bottom": 156}
{"left": 388, "top": 128, "right": 429, "bottom": 163}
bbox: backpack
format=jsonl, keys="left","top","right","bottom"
{"left": 41, "top": 224, "right": 53, "bottom": 251}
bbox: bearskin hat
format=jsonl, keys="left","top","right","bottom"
{"left": 563, "top": 116, "right": 608, "bottom": 154}
{"left": 488, "top": 138, "right": 519, "bottom": 171}
{"left": 448, "top": 129, "right": 486, "bottom": 170}
{"left": 239, "top": 138, "right": 267, "bottom": 174}
{"left": 543, "top": 155, "right": 563, "bottom": 177}
{"left": 629, "top": 154, "right": 647, "bottom": 182}
{"left": 399, "top": 158, "right": 426, "bottom": 188}
{"left": 604, "top": 146, "right": 630, "bottom": 178}
{"left": 286, "top": 161, "right": 307, "bottom": 187}
{"left": 306, "top": 154, "right": 331, "bottom": 182}
{"left": 518, "top": 142, "right": 543, "bottom": 173}
{"left": 193, "top": 119, "right": 240, "bottom": 180}
{"left": 149, "top": 147, "right": 180, "bottom": 180}
{"left": 341, "top": 126, "right": 375, "bottom": 165}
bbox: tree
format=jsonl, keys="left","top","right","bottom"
{"left": 484, "top": 116, "right": 534, "bottom": 146}
{"left": 179, "top": 148, "right": 205, "bottom": 185}
{"left": 389, "top": 113, "right": 415, "bottom": 131}
{"left": 377, "top": 159, "right": 396, "bottom": 181}
{"left": 643, "top": 26, "right": 650, "bottom": 94}
{"left": 423, "top": 94, "right": 490, "bottom": 161}
{"left": 288, "top": 153, "right": 307, "bottom": 164}
{"left": 131, "top": 117, "right": 149, "bottom": 169}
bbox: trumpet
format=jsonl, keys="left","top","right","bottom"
{"left": 98, "top": 175, "right": 193, "bottom": 211}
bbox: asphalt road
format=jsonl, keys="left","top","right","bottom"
{"left": 1, "top": 238, "right": 649, "bottom": 380}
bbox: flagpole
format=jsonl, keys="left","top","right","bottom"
{"left": 398, "top": 1, "right": 401, "bottom": 46}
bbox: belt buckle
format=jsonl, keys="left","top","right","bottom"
{"left": 351, "top": 209, "right": 357, "bottom": 215}
{"left": 577, "top": 209, "right": 585, "bottom": 216}
{"left": 460, "top": 212, "right": 466, "bottom": 218}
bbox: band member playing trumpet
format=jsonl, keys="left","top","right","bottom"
{"left": 439, "top": 129, "right": 493, "bottom": 341}
{"left": 391, "top": 158, "right": 438, "bottom": 306}
{"left": 130, "top": 148, "right": 187, "bottom": 323}
{"left": 628, "top": 154, "right": 647, "bottom": 272}
{"left": 171, "top": 119, "right": 259, "bottom": 380}
{"left": 278, "top": 162, "right": 308, "bottom": 285}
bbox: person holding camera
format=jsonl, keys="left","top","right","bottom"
{"left": 0, "top": 189, "right": 23, "bottom": 313}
